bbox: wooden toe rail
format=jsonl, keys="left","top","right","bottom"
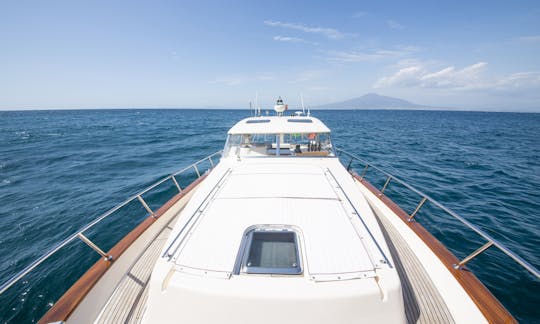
{"left": 354, "top": 174, "right": 515, "bottom": 323}
{"left": 39, "top": 174, "right": 207, "bottom": 324}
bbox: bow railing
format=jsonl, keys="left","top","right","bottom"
{"left": 0, "top": 150, "right": 222, "bottom": 295}
{"left": 337, "top": 148, "right": 539, "bottom": 280}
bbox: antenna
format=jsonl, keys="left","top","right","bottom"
{"left": 302, "top": 94, "right": 311, "bottom": 116}
{"left": 300, "top": 93, "right": 306, "bottom": 115}
{"left": 249, "top": 101, "right": 253, "bottom": 116}
{"left": 255, "top": 92, "right": 260, "bottom": 116}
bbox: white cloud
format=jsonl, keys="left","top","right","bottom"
{"left": 375, "top": 65, "right": 424, "bottom": 87}
{"left": 327, "top": 46, "right": 417, "bottom": 62}
{"left": 264, "top": 20, "right": 345, "bottom": 39}
{"left": 515, "top": 35, "right": 540, "bottom": 44}
{"left": 494, "top": 72, "right": 540, "bottom": 90}
{"left": 375, "top": 61, "right": 540, "bottom": 94}
{"left": 273, "top": 35, "right": 304, "bottom": 42}
{"left": 272, "top": 35, "right": 317, "bottom": 45}
{"left": 421, "top": 62, "right": 487, "bottom": 88}
{"left": 386, "top": 20, "right": 404, "bottom": 30}
{"left": 375, "top": 62, "right": 488, "bottom": 89}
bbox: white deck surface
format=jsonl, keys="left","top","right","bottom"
{"left": 82, "top": 160, "right": 487, "bottom": 324}
{"left": 141, "top": 157, "right": 405, "bottom": 323}
{"left": 86, "top": 175, "right": 473, "bottom": 324}
{"left": 171, "top": 161, "right": 379, "bottom": 278}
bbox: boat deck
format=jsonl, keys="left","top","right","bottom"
{"left": 94, "top": 215, "right": 179, "bottom": 324}
{"left": 90, "top": 184, "right": 456, "bottom": 324}
{"left": 378, "top": 209, "right": 455, "bottom": 323}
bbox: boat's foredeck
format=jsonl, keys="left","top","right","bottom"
{"left": 87, "top": 159, "right": 463, "bottom": 324}
{"left": 141, "top": 157, "right": 404, "bottom": 323}
{"left": 169, "top": 161, "right": 383, "bottom": 280}
{"left": 57, "top": 152, "right": 512, "bottom": 324}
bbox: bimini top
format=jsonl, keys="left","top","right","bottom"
{"left": 228, "top": 116, "right": 331, "bottom": 135}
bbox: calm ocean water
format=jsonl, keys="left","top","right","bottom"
{"left": 0, "top": 109, "right": 538, "bottom": 323}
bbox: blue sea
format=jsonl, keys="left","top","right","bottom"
{"left": 0, "top": 109, "right": 539, "bottom": 323}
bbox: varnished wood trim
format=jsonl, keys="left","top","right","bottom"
{"left": 353, "top": 174, "right": 516, "bottom": 323}
{"left": 39, "top": 174, "right": 208, "bottom": 324}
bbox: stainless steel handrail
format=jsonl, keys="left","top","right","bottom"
{"left": 337, "top": 148, "right": 540, "bottom": 280}
{"left": 0, "top": 150, "right": 222, "bottom": 295}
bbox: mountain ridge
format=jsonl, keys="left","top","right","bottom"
{"left": 315, "top": 93, "right": 428, "bottom": 109}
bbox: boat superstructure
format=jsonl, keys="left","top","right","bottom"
{"left": 0, "top": 97, "right": 538, "bottom": 323}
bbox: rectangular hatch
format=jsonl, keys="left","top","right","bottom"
{"left": 241, "top": 229, "right": 302, "bottom": 275}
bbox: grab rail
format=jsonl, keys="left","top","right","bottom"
{"left": 337, "top": 148, "right": 540, "bottom": 280}
{"left": 0, "top": 150, "right": 222, "bottom": 295}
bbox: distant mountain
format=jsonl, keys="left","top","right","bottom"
{"left": 315, "top": 93, "right": 426, "bottom": 109}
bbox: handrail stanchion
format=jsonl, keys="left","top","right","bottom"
{"left": 346, "top": 158, "right": 354, "bottom": 172}
{"left": 380, "top": 175, "right": 392, "bottom": 194}
{"left": 137, "top": 195, "right": 156, "bottom": 218}
{"left": 77, "top": 233, "right": 112, "bottom": 261}
{"left": 193, "top": 164, "right": 201, "bottom": 178}
{"left": 360, "top": 164, "right": 369, "bottom": 180}
{"left": 208, "top": 156, "right": 214, "bottom": 167}
{"left": 454, "top": 241, "right": 494, "bottom": 269}
{"left": 171, "top": 175, "right": 182, "bottom": 192}
{"left": 408, "top": 197, "right": 428, "bottom": 222}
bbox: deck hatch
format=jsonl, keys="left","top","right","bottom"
{"left": 246, "top": 119, "right": 271, "bottom": 124}
{"left": 240, "top": 228, "right": 302, "bottom": 275}
{"left": 287, "top": 118, "right": 313, "bottom": 123}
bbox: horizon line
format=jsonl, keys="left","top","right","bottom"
{"left": 1, "top": 107, "right": 539, "bottom": 114}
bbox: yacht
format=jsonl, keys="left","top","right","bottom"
{"left": 1, "top": 98, "right": 538, "bottom": 323}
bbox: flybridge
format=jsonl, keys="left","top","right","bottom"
{"left": 227, "top": 116, "right": 330, "bottom": 134}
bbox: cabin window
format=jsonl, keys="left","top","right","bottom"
{"left": 239, "top": 228, "right": 302, "bottom": 275}
{"left": 246, "top": 119, "right": 271, "bottom": 124}
{"left": 287, "top": 118, "right": 313, "bottom": 123}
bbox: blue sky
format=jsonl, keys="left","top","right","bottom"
{"left": 1, "top": 0, "right": 539, "bottom": 111}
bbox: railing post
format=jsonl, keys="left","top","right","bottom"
{"left": 408, "top": 197, "right": 428, "bottom": 222}
{"left": 208, "top": 156, "right": 214, "bottom": 167}
{"left": 137, "top": 195, "right": 156, "bottom": 218}
{"left": 380, "top": 175, "right": 392, "bottom": 194}
{"left": 193, "top": 164, "right": 201, "bottom": 178}
{"left": 359, "top": 164, "right": 369, "bottom": 180}
{"left": 77, "top": 233, "right": 112, "bottom": 261}
{"left": 171, "top": 175, "right": 182, "bottom": 192}
{"left": 454, "top": 241, "right": 494, "bottom": 270}
{"left": 346, "top": 158, "right": 354, "bottom": 172}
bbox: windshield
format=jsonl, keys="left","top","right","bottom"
{"left": 223, "top": 132, "right": 334, "bottom": 158}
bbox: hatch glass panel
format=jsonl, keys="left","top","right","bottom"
{"left": 241, "top": 229, "right": 302, "bottom": 275}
